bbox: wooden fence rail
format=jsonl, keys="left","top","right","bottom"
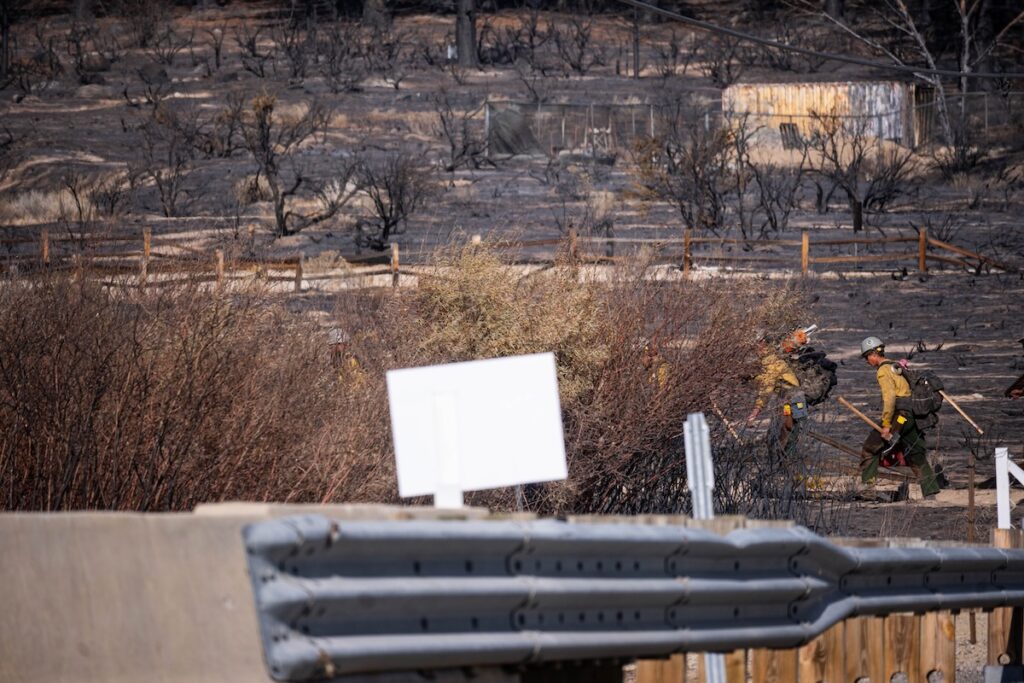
{"left": 2, "top": 226, "right": 1016, "bottom": 291}
{"left": 632, "top": 520, "right": 1024, "bottom": 682}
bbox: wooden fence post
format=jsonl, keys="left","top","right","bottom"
{"left": 294, "top": 254, "right": 303, "bottom": 293}
{"left": 40, "top": 229, "right": 50, "bottom": 266}
{"left": 470, "top": 234, "right": 482, "bottom": 245}
{"left": 140, "top": 228, "right": 151, "bottom": 288}
{"left": 918, "top": 227, "right": 928, "bottom": 273}
{"left": 990, "top": 528, "right": 1024, "bottom": 666}
{"left": 801, "top": 230, "right": 809, "bottom": 276}
{"left": 683, "top": 228, "right": 691, "bottom": 276}
{"left": 391, "top": 242, "right": 400, "bottom": 288}
{"left": 215, "top": 249, "right": 225, "bottom": 287}
{"left": 568, "top": 229, "right": 578, "bottom": 262}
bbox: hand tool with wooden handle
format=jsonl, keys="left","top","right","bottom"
{"left": 938, "top": 390, "right": 984, "bottom": 434}
{"left": 837, "top": 396, "right": 885, "bottom": 433}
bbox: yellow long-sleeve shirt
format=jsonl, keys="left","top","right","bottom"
{"left": 876, "top": 361, "right": 911, "bottom": 428}
{"left": 755, "top": 353, "right": 800, "bottom": 408}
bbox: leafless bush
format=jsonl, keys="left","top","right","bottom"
{"left": 56, "top": 172, "right": 101, "bottom": 243}
{"left": 197, "top": 92, "right": 246, "bottom": 158}
{"left": 911, "top": 213, "right": 962, "bottom": 246}
{"left": 552, "top": 16, "right": 604, "bottom": 76}
{"left": 633, "top": 115, "right": 734, "bottom": 233}
{"left": 755, "top": 20, "right": 829, "bottom": 73}
{"left": 318, "top": 21, "right": 365, "bottom": 93}
{"left": 0, "top": 277, "right": 363, "bottom": 511}
{"left": 233, "top": 172, "right": 273, "bottom": 205}
{"left": 146, "top": 23, "right": 193, "bottom": 67}
{"left": 239, "top": 92, "right": 355, "bottom": 236}
{"left": 520, "top": 8, "right": 551, "bottom": 55}
{"left": 364, "top": 28, "right": 409, "bottom": 89}
{"left": 698, "top": 35, "right": 747, "bottom": 88}
{"left": 87, "top": 170, "right": 135, "bottom": 219}
{"left": 110, "top": 0, "right": 171, "bottom": 49}
{"left": 131, "top": 110, "right": 197, "bottom": 217}
{"left": 203, "top": 25, "right": 227, "bottom": 72}
{"left": 130, "top": 62, "right": 170, "bottom": 109}
{"left": 273, "top": 20, "right": 315, "bottom": 83}
{"left": 654, "top": 29, "right": 693, "bottom": 79}
{"left": 433, "top": 91, "right": 490, "bottom": 173}
{"left": 65, "top": 20, "right": 121, "bottom": 84}
{"left": 476, "top": 18, "right": 518, "bottom": 66}
{"left": 234, "top": 24, "right": 275, "bottom": 78}
{"left": 748, "top": 157, "right": 807, "bottom": 237}
{"left": 933, "top": 124, "right": 984, "bottom": 180}
{"left": 512, "top": 57, "right": 552, "bottom": 103}
{"left": 354, "top": 152, "right": 434, "bottom": 250}
{"left": 804, "top": 110, "right": 918, "bottom": 232}
{"left": 5, "top": 24, "right": 63, "bottom": 95}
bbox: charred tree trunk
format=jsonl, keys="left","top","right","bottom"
{"left": 455, "top": 0, "right": 476, "bottom": 68}
{"left": 362, "top": 0, "right": 389, "bottom": 31}
{"left": 850, "top": 196, "right": 863, "bottom": 232}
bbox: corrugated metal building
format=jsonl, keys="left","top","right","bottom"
{"left": 722, "top": 81, "right": 920, "bottom": 148}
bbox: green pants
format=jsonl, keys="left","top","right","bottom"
{"left": 860, "top": 411, "right": 940, "bottom": 496}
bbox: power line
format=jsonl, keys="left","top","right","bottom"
{"left": 616, "top": 0, "right": 1024, "bottom": 81}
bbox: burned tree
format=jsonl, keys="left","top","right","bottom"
{"left": 354, "top": 152, "right": 434, "bottom": 250}
{"left": 239, "top": 92, "right": 357, "bottom": 236}
{"left": 804, "top": 110, "right": 917, "bottom": 232}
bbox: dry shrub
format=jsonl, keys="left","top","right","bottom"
{"left": 0, "top": 275, "right": 388, "bottom": 510}
{"left": 339, "top": 244, "right": 808, "bottom": 515}
{"left": 233, "top": 172, "right": 274, "bottom": 205}
{"left": 2, "top": 245, "right": 812, "bottom": 517}
{"left": 0, "top": 187, "right": 95, "bottom": 225}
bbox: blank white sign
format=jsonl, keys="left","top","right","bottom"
{"left": 386, "top": 352, "right": 568, "bottom": 498}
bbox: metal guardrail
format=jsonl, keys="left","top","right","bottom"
{"left": 242, "top": 516, "right": 1024, "bottom": 681}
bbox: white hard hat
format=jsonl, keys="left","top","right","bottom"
{"left": 327, "top": 327, "right": 350, "bottom": 346}
{"left": 860, "top": 336, "right": 884, "bottom": 357}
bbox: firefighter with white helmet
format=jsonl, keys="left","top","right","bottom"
{"left": 859, "top": 336, "right": 940, "bottom": 496}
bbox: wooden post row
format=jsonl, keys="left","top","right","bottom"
{"left": 391, "top": 243, "right": 400, "bottom": 288}
{"left": 683, "top": 228, "right": 691, "bottom": 276}
{"left": 215, "top": 249, "right": 225, "bottom": 287}
{"left": 990, "top": 528, "right": 1024, "bottom": 666}
{"left": 635, "top": 537, "right": 956, "bottom": 683}
{"left": 919, "top": 227, "right": 928, "bottom": 273}
{"left": 801, "top": 230, "right": 809, "bottom": 276}
{"left": 139, "top": 228, "right": 151, "bottom": 287}
{"left": 40, "top": 229, "right": 50, "bottom": 266}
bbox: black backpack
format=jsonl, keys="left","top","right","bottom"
{"left": 888, "top": 361, "right": 945, "bottom": 429}
{"left": 792, "top": 347, "right": 838, "bottom": 406}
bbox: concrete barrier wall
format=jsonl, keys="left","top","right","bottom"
{"left": 0, "top": 504, "right": 492, "bottom": 683}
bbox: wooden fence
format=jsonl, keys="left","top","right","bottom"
{"left": 631, "top": 519, "right": 1024, "bottom": 683}
{"left": 1, "top": 225, "right": 1016, "bottom": 291}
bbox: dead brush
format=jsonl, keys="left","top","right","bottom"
{"left": 3, "top": 245, "right": 812, "bottom": 518}
{"left": 0, "top": 273, "right": 389, "bottom": 510}
{"left": 337, "top": 243, "right": 809, "bottom": 516}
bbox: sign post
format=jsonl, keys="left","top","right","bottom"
{"left": 684, "top": 412, "right": 726, "bottom": 683}
{"left": 387, "top": 352, "right": 568, "bottom": 508}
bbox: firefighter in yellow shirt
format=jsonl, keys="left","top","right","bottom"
{"left": 859, "top": 336, "right": 940, "bottom": 496}
{"left": 748, "top": 334, "right": 807, "bottom": 456}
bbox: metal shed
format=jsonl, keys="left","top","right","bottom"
{"left": 722, "top": 81, "right": 920, "bottom": 148}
